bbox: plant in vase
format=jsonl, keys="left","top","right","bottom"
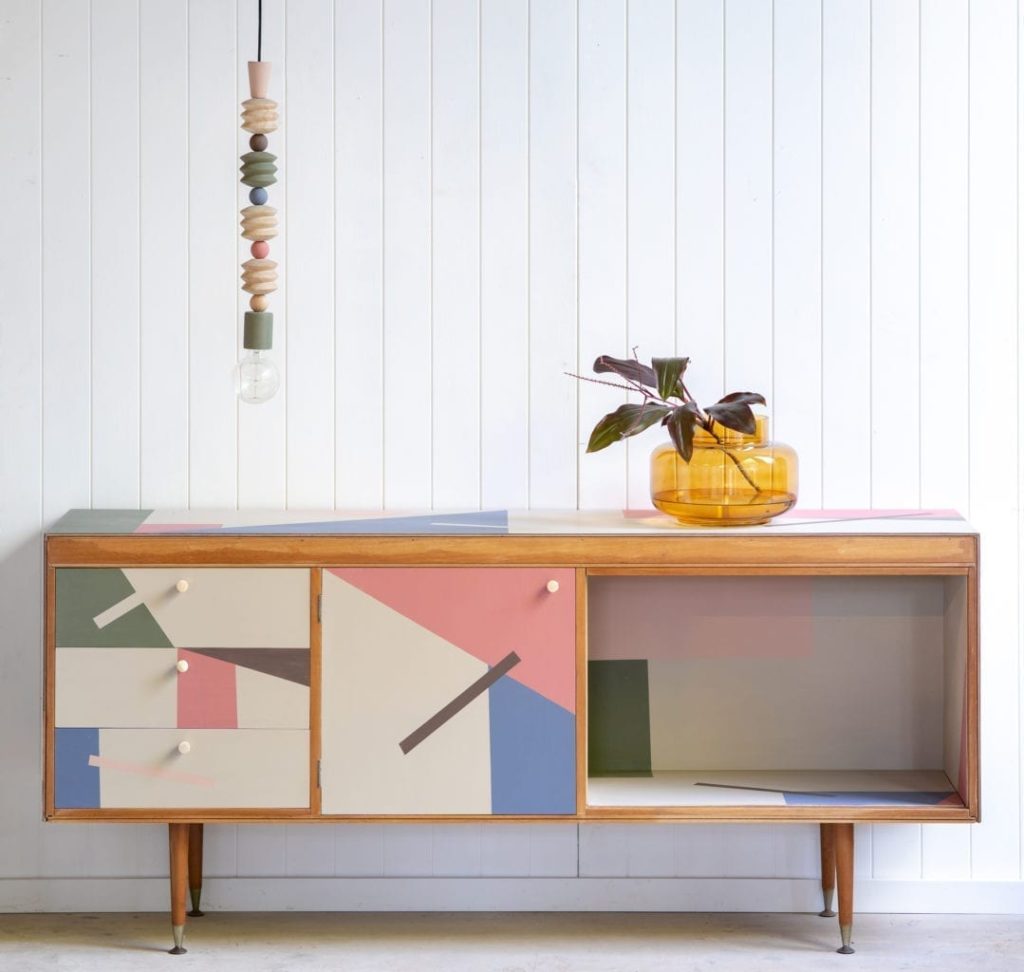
{"left": 570, "top": 353, "right": 797, "bottom": 526}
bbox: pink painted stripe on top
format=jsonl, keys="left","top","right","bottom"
{"left": 330, "top": 567, "right": 577, "bottom": 713}
{"left": 177, "top": 649, "right": 237, "bottom": 729}
{"left": 88, "top": 754, "right": 214, "bottom": 787}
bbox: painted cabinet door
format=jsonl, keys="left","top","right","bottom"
{"left": 53, "top": 567, "right": 310, "bottom": 810}
{"left": 321, "top": 567, "right": 577, "bottom": 815}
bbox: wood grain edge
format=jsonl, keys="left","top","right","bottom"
{"left": 967, "top": 562, "right": 981, "bottom": 821}
{"left": 310, "top": 567, "right": 322, "bottom": 816}
{"left": 43, "top": 561, "right": 56, "bottom": 820}
{"left": 575, "top": 567, "right": 587, "bottom": 817}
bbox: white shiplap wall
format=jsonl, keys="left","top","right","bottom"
{"left": 1, "top": 0, "right": 1021, "bottom": 912}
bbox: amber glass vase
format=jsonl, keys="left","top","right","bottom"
{"left": 650, "top": 416, "right": 797, "bottom": 526}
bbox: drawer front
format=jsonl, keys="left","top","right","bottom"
{"left": 56, "top": 567, "right": 309, "bottom": 649}
{"left": 54, "top": 728, "right": 309, "bottom": 809}
{"left": 321, "top": 567, "right": 576, "bottom": 816}
{"left": 52, "top": 567, "right": 311, "bottom": 810}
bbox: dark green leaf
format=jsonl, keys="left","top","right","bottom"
{"left": 706, "top": 401, "right": 757, "bottom": 435}
{"left": 664, "top": 405, "right": 700, "bottom": 462}
{"left": 586, "top": 403, "right": 671, "bottom": 453}
{"left": 715, "top": 391, "right": 766, "bottom": 407}
{"left": 652, "top": 357, "right": 690, "bottom": 400}
{"left": 593, "top": 355, "right": 658, "bottom": 389}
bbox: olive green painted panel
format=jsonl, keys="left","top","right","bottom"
{"left": 587, "top": 660, "right": 652, "bottom": 777}
{"left": 49, "top": 509, "right": 152, "bottom": 535}
{"left": 56, "top": 568, "right": 172, "bottom": 648}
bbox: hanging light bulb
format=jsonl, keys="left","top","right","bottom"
{"left": 237, "top": 12, "right": 280, "bottom": 404}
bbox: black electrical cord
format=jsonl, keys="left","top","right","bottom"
{"left": 257, "top": 0, "right": 263, "bottom": 61}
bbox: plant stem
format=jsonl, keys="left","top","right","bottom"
{"left": 704, "top": 423, "right": 761, "bottom": 493}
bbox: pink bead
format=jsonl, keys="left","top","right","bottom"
{"left": 251, "top": 241, "right": 270, "bottom": 259}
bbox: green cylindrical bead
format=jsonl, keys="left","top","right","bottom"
{"left": 243, "top": 311, "right": 274, "bottom": 350}
{"left": 240, "top": 151, "right": 278, "bottom": 188}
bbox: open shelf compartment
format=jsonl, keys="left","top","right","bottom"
{"left": 585, "top": 573, "right": 971, "bottom": 815}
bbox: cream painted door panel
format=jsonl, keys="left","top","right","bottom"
{"left": 90, "top": 729, "right": 309, "bottom": 809}
{"left": 56, "top": 647, "right": 178, "bottom": 728}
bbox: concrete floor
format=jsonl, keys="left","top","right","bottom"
{"left": 0, "top": 912, "right": 1021, "bottom": 972}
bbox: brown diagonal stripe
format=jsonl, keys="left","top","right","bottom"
{"left": 399, "top": 651, "right": 521, "bottom": 755}
{"left": 188, "top": 647, "right": 310, "bottom": 687}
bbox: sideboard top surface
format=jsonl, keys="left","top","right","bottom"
{"left": 48, "top": 508, "right": 975, "bottom": 538}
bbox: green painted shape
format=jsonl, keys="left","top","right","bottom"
{"left": 239, "top": 152, "right": 278, "bottom": 188}
{"left": 56, "top": 568, "right": 172, "bottom": 648}
{"left": 49, "top": 509, "right": 153, "bottom": 535}
{"left": 587, "top": 660, "right": 652, "bottom": 777}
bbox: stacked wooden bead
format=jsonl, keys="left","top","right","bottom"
{"left": 240, "top": 61, "right": 277, "bottom": 351}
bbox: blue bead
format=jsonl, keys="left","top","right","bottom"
{"left": 249, "top": 187, "right": 268, "bottom": 206}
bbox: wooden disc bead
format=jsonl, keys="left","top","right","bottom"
{"left": 251, "top": 241, "right": 270, "bottom": 259}
{"left": 250, "top": 133, "right": 268, "bottom": 152}
{"left": 250, "top": 294, "right": 269, "bottom": 312}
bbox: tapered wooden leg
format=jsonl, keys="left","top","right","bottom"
{"left": 818, "top": 823, "right": 836, "bottom": 917}
{"left": 835, "top": 822, "right": 855, "bottom": 954}
{"left": 188, "top": 823, "right": 205, "bottom": 917}
{"left": 168, "top": 823, "right": 189, "bottom": 954}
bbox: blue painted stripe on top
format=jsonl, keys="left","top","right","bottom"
{"left": 489, "top": 676, "right": 575, "bottom": 815}
{"left": 783, "top": 791, "right": 958, "bottom": 807}
{"left": 213, "top": 510, "right": 510, "bottom": 535}
{"left": 55, "top": 728, "right": 100, "bottom": 809}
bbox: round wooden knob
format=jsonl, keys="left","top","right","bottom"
{"left": 546, "top": 580, "right": 560, "bottom": 593}
{"left": 176, "top": 659, "right": 189, "bottom": 673}
{"left": 175, "top": 579, "right": 189, "bottom": 593}
{"left": 177, "top": 741, "right": 191, "bottom": 755}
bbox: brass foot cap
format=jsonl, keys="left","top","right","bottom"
{"left": 169, "top": 946, "right": 188, "bottom": 955}
{"left": 188, "top": 909, "right": 205, "bottom": 918}
{"left": 818, "top": 909, "right": 836, "bottom": 918}
{"left": 838, "top": 945, "right": 855, "bottom": 955}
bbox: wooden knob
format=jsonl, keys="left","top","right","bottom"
{"left": 546, "top": 580, "right": 560, "bottom": 593}
{"left": 175, "top": 579, "right": 189, "bottom": 593}
{"left": 177, "top": 741, "right": 191, "bottom": 755}
{"left": 176, "top": 659, "right": 189, "bottom": 673}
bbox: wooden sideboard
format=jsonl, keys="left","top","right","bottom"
{"left": 44, "top": 508, "right": 979, "bottom": 955}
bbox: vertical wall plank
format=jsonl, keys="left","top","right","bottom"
{"left": 676, "top": 0, "right": 725, "bottom": 404}
{"left": 286, "top": 0, "right": 336, "bottom": 508}
{"left": 969, "top": 0, "right": 1020, "bottom": 881}
{"left": 237, "top": 0, "right": 287, "bottom": 509}
{"left": 140, "top": 0, "right": 188, "bottom": 508}
{"left": 42, "top": 0, "right": 91, "bottom": 522}
{"left": 189, "top": 0, "right": 238, "bottom": 506}
{"left": 0, "top": 0, "right": 42, "bottom": 879}
{"left": 577, "top": 0, "right": 627, "bottom": 510}
{"left": 723, "top": 0, "right": 772, "bottom": 398}
{"left": 336, "top": 0, "right": 384, "bottom": 509}
{"left": 821, "top": 0, "right": 871, "bottom": 508}
{"left": 528, "top": 0, "right": 577, "bottom": 508}
{"left": 382, "top": 0, "right": 432, "bottom": 508}
{"left": 91, "top": 0, "right": 140, "bottom": 507}
{"left": 625, "top": 0, "right": 675, "bottom": 507}
{"left": 431, "top": 0, "right": 481, "bottom": 509}
{"left": 870, "top": 0, "right": 920, "bottom": 510}
{"left": 773, "top": 0, "right": 822, "bottom": 508}
{"left": 480, "top": 0, "right": 529, "bottom": 509}
{"left": 919, "top": 0, "right": 971, "bottom": 881}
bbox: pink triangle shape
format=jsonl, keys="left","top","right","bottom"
{"left": 328, "top": 567, "right": 575, "bottom": 713}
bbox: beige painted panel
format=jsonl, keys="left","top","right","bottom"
{"left": 121, "top": 568, "right": 309, "bottom": 648}
{"left": 321, "top": 571, "right": 492, "bottom": 815}
{"left": 97, "top": 729, "right": 309, "bottom": 808}
{"left": 588, "top": 770, "right": 956, "bottom": 808}
{"left": 56, "top": 647, "right": 177, "bottom": 727}
{"left": 236, "top": 665, "right": 309, "bottom": 729}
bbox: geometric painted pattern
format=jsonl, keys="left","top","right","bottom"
{"left": 320, "top": 567, "right": 576, "bottom": 816}
{"left": 53, "top": 567, "right": 309, "bottom": 809}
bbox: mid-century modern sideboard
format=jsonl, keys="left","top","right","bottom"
{"left": 43, "top": 508, "right": 979, "bottom": 955}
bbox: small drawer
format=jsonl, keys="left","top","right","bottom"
{"left": 54, "top": 728, "right": 310, "bottom": 809}
{"left": 56, "top": 567, "right": 310, "bottom": 649}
